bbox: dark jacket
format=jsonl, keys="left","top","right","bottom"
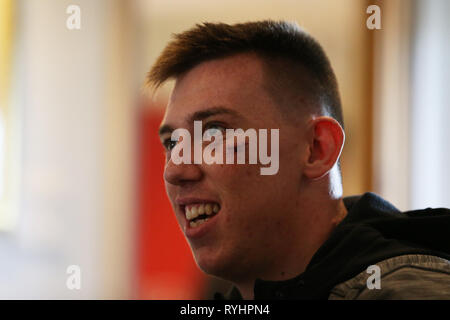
{"left": 216, "top": 192, "right": 450, "bottom": 299}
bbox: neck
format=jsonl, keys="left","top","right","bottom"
{"left": 234, "top": 193, "right": 348, "bottom": 300}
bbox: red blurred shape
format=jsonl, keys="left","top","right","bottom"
{"left": 137, "top": 104, "right": 205, "bottom": 299}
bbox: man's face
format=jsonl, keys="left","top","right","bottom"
{"left": 159, "top": 53, "right": 310, "bottom": 281}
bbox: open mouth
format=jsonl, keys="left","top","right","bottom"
{"left": 184, "top": 203, "right": 220, "bottom": 228}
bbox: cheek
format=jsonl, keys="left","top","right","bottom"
{"left": 208, "top": 160, "right": 291, "bottom": 212}
{"left": 211, "top": 163, "right": 266, "bottom": 199}
{"left": 214, "top": 166, "right": 277, "bottom": 216}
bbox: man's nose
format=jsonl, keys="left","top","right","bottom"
{"left": 164, "top": 158, "right": 203, "bottom": 186}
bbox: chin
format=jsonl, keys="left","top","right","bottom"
{"left": 193, "top": 249, "right": 245, "bottom": 282}
{"left": 194, "top": 251, "right": 220, "bottom": 274}
{"left": 192, "top": 249, "right": 228, "bottom": 277}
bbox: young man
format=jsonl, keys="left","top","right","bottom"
{"left": 149, "top": 20, "right": 450, "bottom": 299}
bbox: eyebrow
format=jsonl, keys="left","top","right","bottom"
{"left": 158, "top": 106, "right": 242, "bottom": 137}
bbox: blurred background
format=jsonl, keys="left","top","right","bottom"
{"left": 0, "top": 0, "right": 448, "bottom": 299}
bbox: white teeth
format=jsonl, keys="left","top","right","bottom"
{"left": 185, "top": 203, "right": 220, "bottom": 222}
{"left": 197, "top": 219, "right": 206, "bottom": 226}
{"left": 186, "top": 207, "right": 191, "bottom": 220}
{"left": 190, "top": 217, "right": 209, "bottom": 228}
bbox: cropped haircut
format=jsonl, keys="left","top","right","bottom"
{"left": 146, "top": 20, "right": 344, "bottom": 130}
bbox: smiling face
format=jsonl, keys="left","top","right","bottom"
{"left": 159, "top": 53, "right": 312, "bottom": 282}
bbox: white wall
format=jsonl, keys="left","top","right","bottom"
{"left": 410, "top": 0, "right": 450, "bottom": 209}
{"left": 373, "top": 0, "right": 450, "bottom": 210}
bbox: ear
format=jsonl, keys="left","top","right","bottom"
{"left": 303, "top": 117, "right": 345, "bottom": 180}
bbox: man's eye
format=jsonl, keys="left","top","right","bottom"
{"left": 204, "top": 123, "right": 226, "bottom": 138}
{"left": 163, "top": 139, "right": 177, "bottom": 151}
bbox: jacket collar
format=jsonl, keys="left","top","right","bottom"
{"left": 216, "top": 192, "right": 446, "bottom": 299}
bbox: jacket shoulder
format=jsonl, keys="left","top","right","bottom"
{"left": 329, "top": 254, "right": 450, "bottom": 300}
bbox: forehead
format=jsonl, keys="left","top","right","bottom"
{"left": 163, "top": 53, "right": 278, "bottom": 123}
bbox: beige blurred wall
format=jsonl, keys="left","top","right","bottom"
{"left": 0, "top": 0, "right": 135, "bottom": 299}
{"left": 134, "top": 0, "right": 374, "bottom": 196}
{"left": 372, "top": 0, "right": 411, "bottom": 210}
